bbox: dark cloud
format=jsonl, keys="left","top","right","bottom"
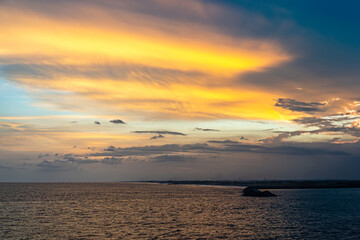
{"left": 151, "top": 154, "right": 193, "bottom": 163}
{"left": 76, "top": 159, "right": 99, "bottom": 164}
{"left": 92, "top": 141, "right": 348, "bottom": 158}
{"left": 194, "top": 127, "right": 220, "bottom": 132}
{"left": 94, "top": 121, "right": 101, "bottom": 125}
{"left": 104, "top": 145, "right": 116, "bottom": 151}
{"left": 36, "top": 159, "right": 77, "bottom": 171}
{"left": 100, "top": 157, "right": 123, "bottom": 165}
{"left": 221, "top": 143, "right": 348, "bottom": 156}
{"left": 275, "top": 98, "right": 325, "bottom": 113}
{"left": 292, "top": 117, "right": 335, "bottom": 128}
{"left": 62, "top": 153, "right": 125, "bottom": 165}
{"left": 63, "top": 154, "right": 75, "bottom": 162}
{"left": 110, "top": 119, "right": 126, "bottom": 124}
{"left": 150, "top": 134, "right": 164, "bottom": 140}
{"left": 35, "top": 154, "right": 124, "bottom": 171}
{"left": 240, "top": 58, "right": 360, "bottom": 102}
{"left": 293, "top": 116, "right": 360, "bottom": 128}
{"left": 132, "top": 131, "right": 186, "bottom": 136}
{"left": 38, "top": 153, "right": 49, "bottom": 159}
{"left": 261, "top": 115, "right": 360, "bottom": 144}
{"left": 208, "top": 140, "right": 239, "bottom": 144}
{"left": 260, "top": 131, "right": 306, "bottom": 144}
{"left": 92, "top": 143, "right": 210, "bottom": 157}
{"left": 234, "top": 1, "right": 360, "bottom": 102}
{"left": 296, "top": 116, "right": 360, "bottom": 137}
{"left": 0, "top": 164, "right": 12, "bottom": 169}
{"left": 69, "top": 121, "right": 78, "bottom": 123}
{"left": 58, "top": 154, "right": 98, "bottom": 164}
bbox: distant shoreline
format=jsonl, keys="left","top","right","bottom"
{"left": 1, "top": 180, "right": 360, "bottom": 189}
{"left": 141, "top": 180, "right": 360, "bottom": 189}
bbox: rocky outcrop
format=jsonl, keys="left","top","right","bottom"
{"left": 243, "top": 186, "right": 276, "bottom": 197}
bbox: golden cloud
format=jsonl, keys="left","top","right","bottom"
{"left": 0, "top": 0, "right": 294, "bottom": 120}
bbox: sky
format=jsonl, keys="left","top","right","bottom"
{"left": 1, "top": 0, "right": 360, "bottom": 182}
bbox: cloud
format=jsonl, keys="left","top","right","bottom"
{"left": 151, "top": 154, "right": 194, "bottom": 163}
{"left": 110, "top": 119, "right": 126, "bottom": 124}
{"left": 39, "top": 153, "right": 50, "bottom": 158}
{"left": 132, "top": 131, "right": 186, "bottom": 136}
{"left": 66, "top": 156, "right": 123, "bottom": 165}
{"left": 36, "top": 159, "right": 77, "bottom": 171}
{"left": 261, "top": 115, "right": 360, "bottom": 144}
{"left": 220, "top": 143, "right": 348, "bottom": 156}
{"left": 275, "top": 98, "right": 325, "bottom": 113}
{"left": 0, "top": 0, "right": 292, "bottom": 121}
{"left": 293, "top": 116, "right": 360, "bottom": 128}
{"left": 104, "top": 145, "right": 116, "bottom": 151}
{"left": 208, "top": 140, "right": 240, "bottom": 144}
{"left": 69, "top": 121, "right": 78, "bottom": 123}
{"left": 0, "top": 122, "right": 32, "bottom": 133}
{"left": 62, "top": 154, "right": 75, "bottom": 161}
{"left": 150, "top": 134, "right": 164, "bottom": 140}
{"left": 0, "top": 164, "right": 12, "bottom": 169}
{"left": 92, "top": 143, "right": 210, "bottom": 157}
{"left": 56, "top": 154, "right": 97, "bottom": 164}
{"left": 100, "top": 157, "right": 123, "bottom": 164}
{"left": 235, "top": 1, "right": 360, "bottom": 104}
{"left": 194, "top": 127, "right": 220, "bottom": 132}
{"left": 35, "top": 153, "right": 125, "bottom": 172}
{"left": 292, "top": 117, "right": 335, "bottom": 128}
{"left": 76, "top": 159, "right": 99, "bottom": 164}
{"left": 94, "top": 121, "right": 101, "bottom": 125}
{"left": 2, "top": 1, "right": 360, "bottom": 181}
{"left": 260, "top": 131, "right": 306, "bottom": 144}
{"left": 92, "top": 141, "right": 348, "bottom": 158}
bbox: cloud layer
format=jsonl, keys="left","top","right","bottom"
{"left": 1, "top": 0, "right": 360, "bottom": 181}
{"left": 0, "top": 0, "right": 293, "bottom": 120}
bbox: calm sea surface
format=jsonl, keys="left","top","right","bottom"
{"left": 1, "top": 183, "right": 360, "bottom": 239}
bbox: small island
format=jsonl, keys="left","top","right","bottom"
{"left": 242, "top": 186, "right": 276, "bottom": 197}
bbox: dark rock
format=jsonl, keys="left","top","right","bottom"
{"left": 243, "top": 187, "right": 276, "bottom": 197}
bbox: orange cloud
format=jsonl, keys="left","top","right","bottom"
{"left": 0, "top": 1, "right": 294, "bottom": 121}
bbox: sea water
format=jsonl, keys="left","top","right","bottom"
{"left": 1, "top": 183, "right": 359, "bottom": 239}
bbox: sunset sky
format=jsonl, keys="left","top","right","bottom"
{"left": 1, "top": 0, "right": 360, "bottom": 181}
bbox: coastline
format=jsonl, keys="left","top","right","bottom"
{"left": 141, "top": 180, "right": 360, "bottom": 189}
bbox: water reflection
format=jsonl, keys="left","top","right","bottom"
{"left": 0, "top": 183, "right": 359, "bottom": 239}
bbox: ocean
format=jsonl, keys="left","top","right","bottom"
{"left": 1, "top": 183, "right": 359, "bottom": 239}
